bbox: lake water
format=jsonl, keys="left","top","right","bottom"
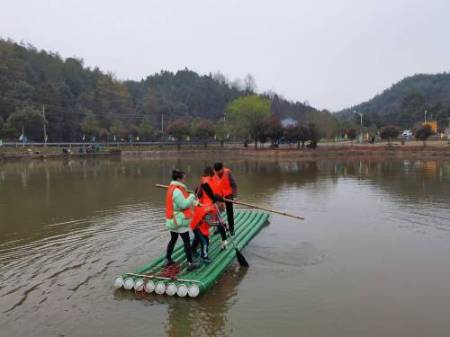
{"left": 1, "top": 156, "right": 450, "bottom": 337}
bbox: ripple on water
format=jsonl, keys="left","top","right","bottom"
{"left": 0, "top": 203, "right": 165, "bottom": 321}
{"left": 385, "top": 198, "right": 450, "bottom": 235}
{"left": 249, "top": 241, "right": 326, "bottom": 271}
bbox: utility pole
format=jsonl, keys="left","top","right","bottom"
{"left": 42, "top": 104, "right": 48, "bottom": 146}
{"left": 161, "top": 112, "right": 164, "bottom": 135}
{"left": 359, "top": 113, "right": 363, "bottom": 143}
{"left": 354, "top": 110, "right": 363, "bottom": 143}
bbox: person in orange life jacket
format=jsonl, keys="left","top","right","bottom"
{"left": 191, "top": 167, "right": 228, "bottom": 263}
{"left": 165, "top": 169, "right": 199, "bottom": 271}
{"left": 213, "top": 162, "right": 237, "bottom": 236}
{"left": 190, "top": 202, "right": 227, "bottom": 263}
{"left": 190, "top": 204, "right": 217, "bottom": 264}
{"left": 204, "top": 167, "right": 228, "bottom": 246}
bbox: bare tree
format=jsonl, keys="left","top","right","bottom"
{"left": 244, "top": 74, "right": 257, "bottom": 94}
{"left": 212, "top": 72, "right": 228, "bottom": 85}
{"left": 230, "top": 78, "right": 243, "bottom": 91}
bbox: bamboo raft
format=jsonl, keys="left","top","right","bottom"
{"left": 113, "top": 210, "right": 269, "bottom": 297}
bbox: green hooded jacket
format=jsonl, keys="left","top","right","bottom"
{"left": 165, "top": 180, "right": 196, "bottom": 232}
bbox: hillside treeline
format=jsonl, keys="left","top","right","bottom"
{"left": 0, "top": 39, "right": 332, "bottom": 142}
{"left": 337, "top": 74, "right": 450, "bottom": 130}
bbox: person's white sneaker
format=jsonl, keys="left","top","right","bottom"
{"left": 220, "top": 240, "right": 228, "bottom": 250}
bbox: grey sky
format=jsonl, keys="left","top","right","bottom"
{"left": 1, "top": 0, "right": 450, "bottom": 111}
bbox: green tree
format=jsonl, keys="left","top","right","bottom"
{"left": 94, "top": 75, "right": 132, "bottom": 126}
{"left": 380, "top": 125, "right": 400, "bottom": 144}
{"left": 139, "top": 117, "right": 154, "bottom": 141}
{"left": 431, "top": 103, "right": 450, "bottom": 128}
{"left": 1, "top": 121, "right": 19, "bottom": 140}
{"left": 81, "top": 114, "right": 100, "bottom": 138}
{"left": 308, "top": 110, "right": 339, "bottom": 138}
{"left": 398, "top": 92, "right": 426, "bottom": 127}
{"left": 226, "top": 95, "right": 271, "bottom": 149}
{"left": 128, "top": 124, "right": 140, "bottom": 141}
{"left": 284, "top": 124, "right": 309, "bottom": 149}
{"left": 98, "top": 128, "right": 110, "bottom": 141}
{"left": 414, "top": 124, "right": 432, "bottom": 146}
{"left": 308, "top": 123, "right": 321, "bottom": 149}
{"left": 7, "top": 105, "right": 45, "bottom": 141}
{"left": 215, "top": 120, "right": 229, "bottom": 147}
{"left": 283, "top": 126, "right": 296, "bottom": 148}
{"left": 167, "top": 119, "right": 191, "bottom": 150}
{"left": 263, "top": 115, "right": 284, "bottom": 147}
{"left": 346, "top": 128, "right": 357, "bottom": 142}
{"left": 8, "top": 81, "right": 35, "bottom": 101}
{"left": 256, "top": 126, "right": 268, "bottom": 147}
{"left": 109, "top": 119, "right": 125, "bottom": 141}
{"left": 192, "top": 118, "right": 215, "bottom": 148}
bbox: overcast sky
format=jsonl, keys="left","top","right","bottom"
{"left": 1, "top": 0, "right": 450, "bottom": 111}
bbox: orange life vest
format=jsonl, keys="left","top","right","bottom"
{"left": 166, "top": 184, "right": 193, "bottom": 220}
{"left": 216, "top": 168, "right": 233, "bottom": 197}
{"left": 199, "top": 176, "right": 213, "bottom": 206}
{"left": 199, "top": 175, "right": 222, "bottom": 205}
{"left": 209, "top": 175, "right": 222, "bottom": 195}
{"left": 199, "top": 220, "right": 210, "bottom": 236}
{"left": 190, "top": 204, "right": 217, "bottom": 237}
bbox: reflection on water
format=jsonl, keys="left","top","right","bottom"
{"left": 112, "top": 266, "right": 246, "bottom": 337}
{"left": 165, "top": 267, "right": 247, "bottom": 337}
{"left": 1, "top": 156, "right": 450, "bottom": 337}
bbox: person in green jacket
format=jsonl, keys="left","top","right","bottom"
{"left": 165, "top": 169, "right": 199, "bottom": 271}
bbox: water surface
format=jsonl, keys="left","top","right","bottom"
{"left": 1, "top": 156, "right": 450, "bottom": 337}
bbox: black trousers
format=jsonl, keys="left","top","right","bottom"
{"left": 224, "top": 194, "right": 234, "bottom": 233}
{"left": 218, "top": 225, "right": 227, "bottom": 241}
{"left": 166, "top": 231, "right": 192, "bottom": 263}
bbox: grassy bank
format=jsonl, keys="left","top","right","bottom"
{"left": 2, "top": 140, "right": 450, "bottom": 161}
{"left": 121, "top": 142, "right": 450, "bottom": 161}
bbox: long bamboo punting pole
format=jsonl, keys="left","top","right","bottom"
{"left": 155, "top": 184, "right": 304, "bottom": 220}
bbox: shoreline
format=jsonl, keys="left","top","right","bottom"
{"left": 0, "top": 151, "right": 120, "bottom": 161}
{"left": 1, "top": 142, "right": 450, "bottom": 161}
{"left": 121, "top": 142, "right": 450, "bottom": 160}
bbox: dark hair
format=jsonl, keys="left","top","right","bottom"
{"left": 203, "top": 166, "right": 213, "bottom": 176}
{"left": 213, "top": 162, "right": 223, "bottom": 171}
{"left": 172, "top": 169, "right": 185, "bottom": 181}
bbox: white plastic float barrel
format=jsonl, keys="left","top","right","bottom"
{"left": 176, "top": 284, "right": 188, "bottom": 297}
{"left": 155, "top": 281, "right": 166, "bottom": 295}
{"left": 165, "top": 283, "right": 177, "bottom": 296}
{"left": 144, "top": 280, "right": 155, "bottom": 293}
{"left": 134, "top": 279, "right": 144, "bottom": 291}
{"left": 113, "top": 276, "right": 124, "bottom": 289}
{"left": 188, "top": 284, "right": 200, "bottom": 298}
{"left": 123, "top": 277, "right": 135, "bottom": 290}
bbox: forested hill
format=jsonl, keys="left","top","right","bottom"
{"left": 0, "top": 39, "right": 318, "bottom": 142}
{"left": 125, "top": 71, "right": 243, "bottom": 121}
{"left": 336, "top": 73, "right": 450, "bottom": 128}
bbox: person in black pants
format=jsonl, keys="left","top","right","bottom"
{"left": 166, "top": 231, "right": 192, "bottom": 265}
{"left": 213, "top": 162, "right": 238, "bottom": 236}
{"left": 165, "top": 169, "right": 199, "bottom": 271}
